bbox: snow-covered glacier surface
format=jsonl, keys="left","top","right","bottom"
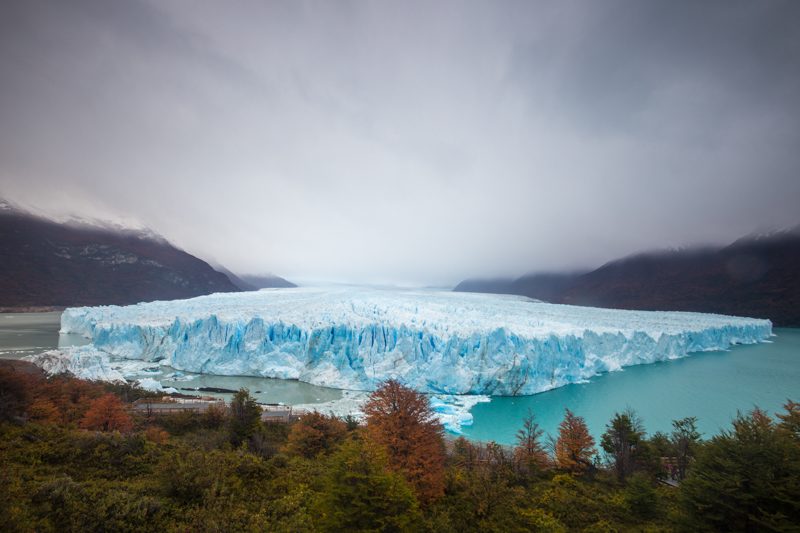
{"left": 55, "top": 287, "right": 772, "bottom": 396}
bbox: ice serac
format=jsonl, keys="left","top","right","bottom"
{"left": 59, "top": 287, "right": 773, "bottom": 395}
{"left": 28, "top": 347, "right": 127, "bottom": 382}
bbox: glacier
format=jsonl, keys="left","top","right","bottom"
{"left": 26, "top": 346, "right": 487, "bottom": 434}
{"left": 54, "top": 286, "right": 773, "bottom": 396}
{"left": 30, "top": 346, "right": 128, "bottom": 383}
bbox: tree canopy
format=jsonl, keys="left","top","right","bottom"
{"left": 680, "top": 408, "right": 800, "bottom": 531}
{"left": 1, "top": 365, "right": 798, "bottom": 532}
{"left": 363, "top": 379, "right": 446, "bottom": 503}
{"left": 554, "top": 409, "right": 596, "bottom": 475}
{"left": 80, "top": 393, "right": 133, "bottom": 433}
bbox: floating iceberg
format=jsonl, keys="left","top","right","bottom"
{"left": 54, "top": 287, "right": 772, "bottom": 396}
{"left": 27, "top": 347, "right": 165, "bottom": 383}
{"left": 293, "top": 390, "right": 490, "bottom": 434}
{"left": 136, "top": 377, "right": 179, "bottom": 395}
{"left": 29, "top": 346, "right": 127, "bottom": 382}
{"left": 428, "top": 395, "right": 492, "bottom": 433}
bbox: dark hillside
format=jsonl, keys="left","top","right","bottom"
{"left": 455, "top": 231, "right": 800, "bottom": 326}
{"left": 0, "top": 207, "right": 240, "bottom": 307}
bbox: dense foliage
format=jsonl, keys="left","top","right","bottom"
{"left": 363, "top": 379, "right": 446, "bottom": 503}
{"left": 1, "top": 365, "right": 798, "bottom": 532}
{"left": 554, "top": 408, "right": 596, "bottom": 475}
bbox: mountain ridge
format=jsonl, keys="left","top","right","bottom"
{"left": 1, "top": 203, "right": 243, "bottom": 308}
{"left": 455, "top": 231, "right": 800, "bottom": 326}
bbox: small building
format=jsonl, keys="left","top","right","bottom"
{"left": 131, "top": 397, "right": 305, "bottom": 423}
{"left": 131, "top": 397, "right": 225, "bottom": 416}
{"left": 261, "top": 404, "right": 301, "bottom": 423}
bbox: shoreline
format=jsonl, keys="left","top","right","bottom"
{"left": 0, "top": 306, "right": 64, "bottom": 314}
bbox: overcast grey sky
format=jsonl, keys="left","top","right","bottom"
{"left": 1, "top": 0, "right": 799, "bottom": 285}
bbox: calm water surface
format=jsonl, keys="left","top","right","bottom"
{"left": 2, "top": 312, "right": 798, "bottom": 442}
{"left": 462, "top": 328, "right": 800, "bottom": 444}
{"left": 0, "top": 312, "right": 341, "bottom": 406}
{"left": 0, "top": 312, "right": 88, "bottom": 356}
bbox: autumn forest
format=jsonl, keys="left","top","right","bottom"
{"left": 1, "top": 362, "right": 799, "bottom": 532}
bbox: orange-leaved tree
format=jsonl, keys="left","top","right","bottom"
{"left": 80, "top": 393, "right": 133, "bottom": 432}
{"left": 284, "top": 411, "right": 348, "bottom": 458}
{"left": 554, "top": 408, "right": 596, "bottom": 474}
{"left": 40, "top": 375, "right": 105, "bottom": 423}
{"left": 28, "top": 398, "right": 61, "bottom": 423}
{"left": 363, "top": 379, "right": 445, "bottom": 503}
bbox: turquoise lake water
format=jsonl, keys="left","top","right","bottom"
{"left": 2, "top": 313, "right": 798, "bottom": 443}
{"left": 462, "top": 328, "right": 800, "bottom": 444}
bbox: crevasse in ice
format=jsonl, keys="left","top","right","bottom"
{"left": 56, "top": 287, "right": 773, "bottom": 395}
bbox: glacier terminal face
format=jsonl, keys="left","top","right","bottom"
{"left": 57, "top": 287, "right": 773, "bottom": 395}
